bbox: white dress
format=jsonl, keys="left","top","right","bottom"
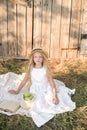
{"left": 0, "top": 67, "right": 76, "bottom": 127}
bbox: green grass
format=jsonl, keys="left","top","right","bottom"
{"left": 0, "top": 59, "right": 87, "bottom": 130}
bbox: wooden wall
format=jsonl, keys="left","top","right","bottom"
{"left": 0, "top": 0, "right": 85, "bottom": 59}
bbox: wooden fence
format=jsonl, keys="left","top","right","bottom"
{"left": 0, "top": 0, "right": 86, "bottom": 59}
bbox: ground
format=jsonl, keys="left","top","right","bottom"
{"left": 0, "top": 58, "right": 87, "bottom": 130}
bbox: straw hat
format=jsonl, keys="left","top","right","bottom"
{"left": 29, "top": 48, "right": 48, "bottom": 58}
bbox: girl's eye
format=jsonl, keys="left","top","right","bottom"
{"left": 34, "top": 56, "right": 43, "bottom": 58}
{"left": 39, "top": 56, "right": 43, "bottom": 58}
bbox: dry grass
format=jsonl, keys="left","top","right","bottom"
{"left": 0, "top": 58, "right": 87, "bottom": 130}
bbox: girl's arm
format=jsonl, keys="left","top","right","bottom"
{"left": 47, "top": 71, "right": 59, "bottom": 104}
{"left": 8, "top": 72, "right": 29, "bottom": 94}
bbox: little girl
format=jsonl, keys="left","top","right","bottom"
{"left": 0, "top": 48, "right": 76, "bottom": 127}
{"left": 8, "top": 48, "right": 59, "bottom": 105}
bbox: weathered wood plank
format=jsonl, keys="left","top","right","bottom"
{"left": 41, "top": 0, "right": 52, "bottom": 56}
{"left": 60, "top": 0, "right": 71, "bottom": 58}
{"left": 69, "top": 0, "right": 82, "bottom": 58}
{"left": 50, "top": 0, "right": 62, "bottom": 58}
{"left": 0, "top": 4, "right": 2, "bottom": 55}
{"left": 17, "top": 4, "right": 26, "bottom": 56}
{"left": 7, "top": 0, "right": 16, "bottom": 56}
{"left": 80, "top": 0, "right": 87, "bottom": 59}
{"left": 1, "top": 0, "right": 8, "bottom": 56}
{"left": 33, "top": 0, "right": 42, "bottom": 48}
{"left": 26, "top": 3, "right": 33, "bottom": 56}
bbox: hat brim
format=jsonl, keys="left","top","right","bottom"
{"left": 29, "top": 48, "right": 48, "bottom": 58}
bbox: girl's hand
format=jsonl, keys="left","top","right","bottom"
{"left": 52, "top": 95, "right": 59, "bottom": 105}
{"left": 8, "top": 90, "right": 19, "bottom": 94}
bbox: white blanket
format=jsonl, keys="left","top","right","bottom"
{"left": 0, "top": 71, "right": 76, "bottom": 127}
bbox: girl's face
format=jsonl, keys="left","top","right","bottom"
{"left": 33, "top": 52, "right": 43, "bottom": 67}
